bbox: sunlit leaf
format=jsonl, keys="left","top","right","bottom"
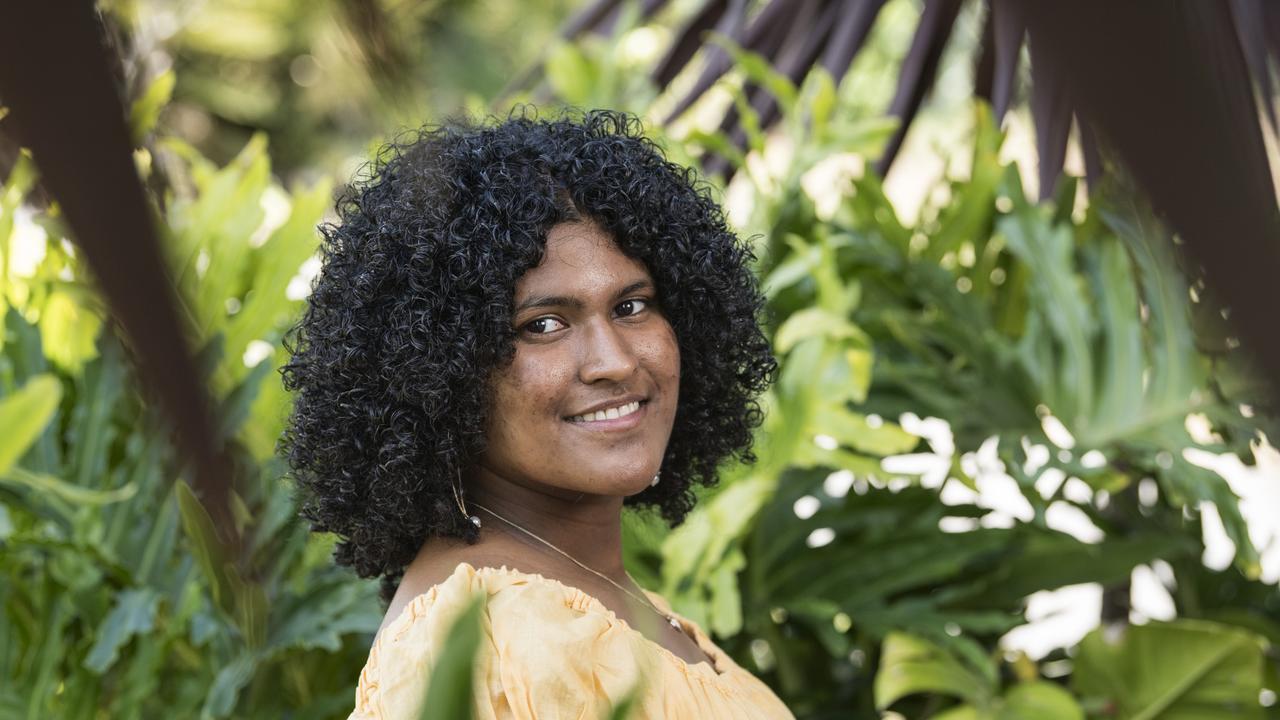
{"left": 875, "top": 631, "right": 993, "bottom": 710}
{"left": 0, "top": 374, "right": 60, "bottom": 475}
{"left": 1001, "top": 681, "right": 1083, "bottom": 720}
{"left": 38, "top": 290, "right": 101, "bottom": 372}
{"left": 774, "top": 308, "right": 869, "bottom": 354}
{"left": 129, "top": 69, "right": 175, "bottom": 143}
{"left": 809, "top": 404, "right": 917, "bottom": 456}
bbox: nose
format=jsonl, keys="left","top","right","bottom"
{"left": 578, "top": 317, "right": 639, "bottom": 384}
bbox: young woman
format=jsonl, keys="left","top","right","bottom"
{"left": 281, "top": 110, "right": 789, "bottom": 718}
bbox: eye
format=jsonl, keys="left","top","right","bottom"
{"left": 615, "top": 298, "right": 650, "bottom": 318}
{"left": 523, "top": 316, "right": 567, "bottom": 335}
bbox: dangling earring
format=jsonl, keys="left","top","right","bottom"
{"left": 650, "top": 470, "right": 661, "bottom": 487}
{"left": 451, "top": 471, "right": 481, "bottom": 529}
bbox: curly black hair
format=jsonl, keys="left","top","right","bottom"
{"left": 279, "top": 108, "right": 776, "bottom": 603}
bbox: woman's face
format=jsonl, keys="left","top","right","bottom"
{"left": 477, "top": 220, "right": 680, "bottom": 499}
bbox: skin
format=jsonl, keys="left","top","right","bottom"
{"left": 386, "top": 221, "right": 717, "bottom": 668}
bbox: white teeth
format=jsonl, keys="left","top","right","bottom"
{"left": 570, "top": 401, "right": 641, "bottom": 424}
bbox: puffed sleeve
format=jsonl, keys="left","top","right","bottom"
{"left": 348, "top": 564, "right": 491, "bottom": 720}
{"left": 349, "top": 564, "right": 654, "bottom": 720}
{"left": 478, "top": 578, "right": 655, "bottom": 719}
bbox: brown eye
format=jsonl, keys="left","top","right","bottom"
{"left": 616, "top": 298, "right": 649, "bottom": 317}
{"left": 524, "top": 317, "right": 567, "bottom": 335}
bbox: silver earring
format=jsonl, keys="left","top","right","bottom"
{"left": 650, "top": 470, "right": 661, "bottom": 487}
{"left": 451, "top": 473, "right": 481, "bottom": 529}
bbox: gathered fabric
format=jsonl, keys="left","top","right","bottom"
{"left": 348, "top": 562, "right": 795, "bottom": 719}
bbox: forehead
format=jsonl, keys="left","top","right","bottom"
{"left": 515, "top": 222, "right": 650, "bottom": 295}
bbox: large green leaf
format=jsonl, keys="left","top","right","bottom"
{"left": 417, "top": 593, "right": 487, "bottom": 720}
{"left": 932, "top": 681, "right": 1084, "bottom": 720}
{"left": 1000, "top": 681, "right": 1084, "bottom": 720}
{"left": 661, "top": 474, "right": 775, "bottom": 631}
{"left": 952, "top": 531, "right": 1196, "bottom": 609}
{"left": 875, "top": 631, "right": 993, "bottom": 711}
{"left": 774, "top": 307, "right": 869, "bottom": 354}
{"left": 1073, "top": 619, "right": 1265, "bottom": 720}
{"left": 807, "top": 404, "right": 917, "bottom": 456}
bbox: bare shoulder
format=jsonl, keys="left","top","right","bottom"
{"left": 377, "top": 537, "right": 533, "bottom": 637}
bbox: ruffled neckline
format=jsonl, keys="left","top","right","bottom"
{"left": 384, "top": 561, "right": 733, "bottom": 681}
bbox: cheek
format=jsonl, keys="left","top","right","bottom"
{"left": 490, "top": 354, "right": 573, "bottom": 429}
{"left": 647, "top": 322, "right": 681, "bottom": 388}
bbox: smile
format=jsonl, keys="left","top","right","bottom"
{"left": 567, "top": 400, "right": 643, "bottom": 424}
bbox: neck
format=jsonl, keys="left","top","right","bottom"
{"left": 465, "top": 464, "right": 628, "bottom": 580}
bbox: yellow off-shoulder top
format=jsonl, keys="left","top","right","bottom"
{"left": 348, "top": 562, "right": 795, "bottom": 719}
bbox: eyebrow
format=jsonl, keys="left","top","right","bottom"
{"left": 514, "top": 279, "right": 654, "bottom": 314}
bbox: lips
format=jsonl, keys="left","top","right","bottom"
{"left": 564, "top": 393, "right": 648, "bottom": 420}
{"left": 566, "top": 400, "right": 642, "bottom": 423}
{"left": 564, "top": 399, "right": 649, "bottom": 431}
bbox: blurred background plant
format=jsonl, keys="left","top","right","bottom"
{"left": 1, "top": 89, "right": 388, "bottom": 718}
{"left": 102, "top": 0, "right": 581, "bottom": 176}
{"left": 1, "top": 1, "right": 1277, "bottom": 718}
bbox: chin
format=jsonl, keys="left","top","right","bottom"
{"left": 573, "top": 466, "right": 659, "bottom": 497}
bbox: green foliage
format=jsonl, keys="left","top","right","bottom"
{"left": 875, "top": 631, "right": 1084, "bottom": 720}
{"left": 572, "top": 39, "right": 1277, "bottom": 719}
{"left": 539, "top": 3, "right": 659, "bottom": 114}
{"left": 0, "top": 125, "right": 380, "bottom": 717}
{"left": 1073, "top": 619, "right": 1266, "bottom": 719}
{"left": 417, "top": 594, "right": 487, "bottom": 720}
{"left": 1, "top": 14, "right": 1277, "bottom": 720}
{"left": 875, "top": 631, "right": 994, "bottom": 710}
{"left": 130, "top": 70, "right": 175, "bottom": 144}
{"left": 0, "top": 374, "right": 60, "bottom": 474}
{"left": 102, "top": 0, "right": 582, "bottom": 176}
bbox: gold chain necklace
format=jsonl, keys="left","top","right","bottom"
{"left": 469, "top": 501, "right": 682, "bottom": 630}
